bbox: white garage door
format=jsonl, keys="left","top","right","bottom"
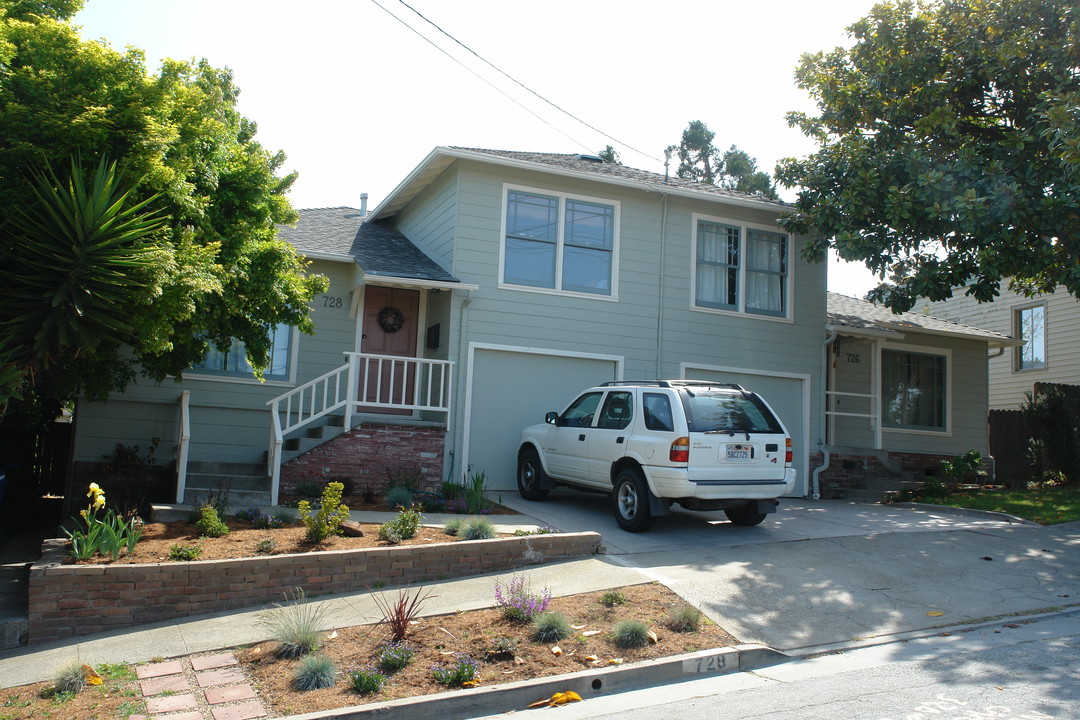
{"left": 684, "top": 368, "right": 809, "bottom": 497}
{"left": 466, "top": 348, "right": 620, "bottom": 491}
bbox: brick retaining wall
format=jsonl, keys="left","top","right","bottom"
{"left": 28, "top": 532, "right": 602, "bottom": 644}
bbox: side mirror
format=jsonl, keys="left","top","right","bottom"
{"left": 545, "top": 411, "right": 559, "bottom": 425}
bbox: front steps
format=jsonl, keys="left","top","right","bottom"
{"left": 184, "top": 461, "right": 273, "bottom": 508}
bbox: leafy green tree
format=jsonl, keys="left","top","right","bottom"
{"left": 776, "top": 0, "right": 1080, "bottom": 312}
{"left": 0, "top": 1, "right": 327, "bottom": 413}
{"left": 597, "top": 145, "right": 622, "bottom": 164}
{"left": 667, "top": 121, "right": 778, "bottom": 198}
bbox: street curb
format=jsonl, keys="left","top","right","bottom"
{"left": 280, "top": 644, "right": 789, "bottom": 720}
{"left": 891, "top": 502, "right": 1040, "bottom": 526}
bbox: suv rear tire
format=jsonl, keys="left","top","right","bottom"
{"left": 724, "top": 503, "right": 767, "bottom": 526}
{"left": 517, "top": 447, "right": 550, "bottom": 501}
{"left": 612, "top": 468, "right": 653, "bottom": 532}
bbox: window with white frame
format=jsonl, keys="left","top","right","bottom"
{"left": 1015, "top": 305, "right": 1046, "bottom": 371}
{"left": 881, "top": 349, "right": 946, "bottom": 431}
{"left": 503, "top": 188, "right": 616, "bottom": 296}
{"left": 191, "top": 323, "right": 293, "bottom": 380}
{"left": 694, "top": 218, "right": 788, "bottom": 317}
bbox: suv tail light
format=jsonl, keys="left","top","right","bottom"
{"left": 670, "top": 437, "right": 689, "bottom": 463}
{"left": 785, "top": 437, "right": 792, "bottom": 464}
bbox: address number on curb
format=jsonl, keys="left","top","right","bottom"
{"left": 682, "top": 654, "right": 728, "bottom": 674}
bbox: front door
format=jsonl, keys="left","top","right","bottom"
{"left": 360, "top": 286, "right": 420, "bottom": 413}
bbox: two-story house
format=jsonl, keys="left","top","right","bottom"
{"left": 70, "top": 147, "right": 827, "bottom": 506}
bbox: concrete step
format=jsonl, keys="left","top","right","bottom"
{"left": 185, "top": 473, "right": 270, "bottom": 492}
{"left": 182, "top": 488, "right": 273, "bottom": 509}
{"left": 187, "top": 461, "right": 265, "bottom": 476}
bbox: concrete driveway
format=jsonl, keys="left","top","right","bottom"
{"left": 498, "top": 491, "right": 1080, "bottom": 653}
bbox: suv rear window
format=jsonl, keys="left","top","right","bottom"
{"left": 681, "top": 390, "right": 783, "bottom": 434}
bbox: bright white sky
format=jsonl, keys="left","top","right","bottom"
{"left": 73, "top": 0, "right": 882, "bottom": 297}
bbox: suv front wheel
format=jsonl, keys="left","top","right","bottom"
{"left": 517, "top": 447, "right": 550, "bottom": 501}
{"left": 611, "top": 467, "right": 653, "bottom": 532}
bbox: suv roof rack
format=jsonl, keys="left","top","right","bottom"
{"left": 600, "top": 380, "right": 746, "bottom": 391}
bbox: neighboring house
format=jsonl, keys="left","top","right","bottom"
{"left": 71, "top": 147, "right": 827, "bottom": 505}
{"left": 77, "top": 148, "right": 1015, "bottom": 505}
{"left": 817, "top": 292, "right": 1020, "bottom": 499}
{"left": 914, "top": 286, "right": 1080, "bottom": 410}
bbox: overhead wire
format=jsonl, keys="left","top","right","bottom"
{"left": 377, "top": 0, "right": 662, "bottom": 164}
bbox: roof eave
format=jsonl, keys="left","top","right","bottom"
{"left": 879, "top": 322, "right": 1023, "bottom": 348}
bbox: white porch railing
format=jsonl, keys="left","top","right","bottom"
{"left": 175, "top": 390, "right": 191, "bottom": 503}
{"left": 825, "top": 390, "right": 881, "bottom": 449}
{"left": 267, "top": 353, "right": 453, "bottom": 505}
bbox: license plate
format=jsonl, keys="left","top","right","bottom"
{"left": 725, "top": 445, "right": 751, "bottom": 462}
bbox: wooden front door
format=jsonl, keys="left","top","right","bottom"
{"left": 360, "top": 287, "right": 420, "bottom": 413}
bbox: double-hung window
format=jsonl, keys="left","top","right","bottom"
{"left": 694, "top": 217, "right": 789, "bottom": 318}
{"left": 881, "top": 348, "right": 947, "bottom": 431}
{"left": 503, "top": 187, "right": 617, "bottom": 297}
{"left": 191, "top": 322, "right": 293, "bottom": 381}
{"left": 1015, "top": 305, "right": 1046, "bottom": 371}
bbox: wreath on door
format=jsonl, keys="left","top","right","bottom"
{"left": 377, "top": 306, "right": 406, "bottom": 333}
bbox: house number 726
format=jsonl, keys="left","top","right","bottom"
{"left": 846, "top": 353, "right": 860, "bottom": 363}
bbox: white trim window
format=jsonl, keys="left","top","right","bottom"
{"left": 881, "top": 348, "right": 947, "bottom": 432}
{"left": 502, "top": 186, "right": 618, "bottom": 298}
{"left": 1014, "top": 304, "right": 1046, "bottom": 371}
{"left": 693, "top": 215, "right": 789, "bottom": 318}
{"left": 191, "top": 323, "right": 293, "bottom": 381}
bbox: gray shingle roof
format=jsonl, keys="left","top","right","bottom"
{"left": 277, "top": 207, "right": 458, "bottom": 283}
{"left": 827, "top": 292, "right": 1017, "bottom": 345}
{"left": 454, "top": 148, "right": 786, "bottom": 207}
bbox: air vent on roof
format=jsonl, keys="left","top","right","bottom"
{"left": 575, "top": 154, "right": 604, "bottom": 163}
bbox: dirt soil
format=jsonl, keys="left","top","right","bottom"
{"left": 66, "top": 516, "right": 513, "bottom": 565}
{"left": 0, "top": 583, "right": 738, "bottom": 719}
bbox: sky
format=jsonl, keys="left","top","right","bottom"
{"left": 72, "top": 0, "right": 883, "bottom": 297}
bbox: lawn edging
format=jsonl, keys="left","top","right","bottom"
{"left": 27, "top": 531, "right": 602, "bottom": 644}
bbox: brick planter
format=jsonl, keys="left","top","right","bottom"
{"left": 28, "top": 532, "right": 602, "bottom": 644}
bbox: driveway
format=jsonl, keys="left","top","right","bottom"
{"left": 498, "top": 491, "right": 1080, "bottom": 653}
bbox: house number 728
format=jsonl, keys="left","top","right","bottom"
{"left": 323, "top": 296, "right": 344, "bottom": 308}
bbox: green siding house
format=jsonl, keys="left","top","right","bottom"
{"left": 70, "top": 147, "right": 1014, "bottom": 506}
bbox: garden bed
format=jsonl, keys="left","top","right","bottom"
{"left": 28, "top": 529, "right": 603, "bottom": 644}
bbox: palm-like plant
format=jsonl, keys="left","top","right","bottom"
{"left": 0, "top": 157, "right": 165, "bottom": 407}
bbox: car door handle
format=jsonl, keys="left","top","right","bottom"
{"left": 578, "top": 434, "right": 586, "bottom": 441}
{"left": 616, "top": 437, "right": 625, "bottom": 444}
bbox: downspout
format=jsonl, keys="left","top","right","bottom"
{"left": 988, "top": 347, "right": 1005, "bottom": 359}
{"left": 451, "top": 287, "right": 476, "bottom": 481}
{"left": 811, "top": 327, "right": 838, "bottom": 500}
{"left": 654, "top": 192, "right": 670, "bottom": 376}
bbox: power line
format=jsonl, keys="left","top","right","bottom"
{"left": 368, "top": 0, "right": 594, "bottom": 152}
{"left": 384, "top": 0, "right": 662, "bottom": 164}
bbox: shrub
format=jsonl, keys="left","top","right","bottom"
{"left": 613, "top": 619, "right": 651, "bottom": 648}
{"left": 377, "top": 505, "right": 423, "bottom": 543}
{"left": 168, "top": 543, "right": 202, "bottom": 561}
{"left": 439, "top": 480, "right": 464, "bottom": 500}
{"left": 1024, "top": 386, "right": 1080, "bottom": 486}
{"left": 376, "top": 641, "right": 415, "bottom": 672}
{"left": 442, "top": 516, "right": 465, "bottom": 536}
{"left": 357, "top": 481, "right": 379, "bottom": 504}
{"left": 294, "top": 654, "right": 337, "bottom": 691}
{"left": 190, "top": 483, "right": 230, "bottom": 519}
{"left": 666, "top": 605, "right": 703, "bottom": 632}
{"left": 347, "top": 666, "right": 385, "bottom": 694}
{"left": 386, "top": 466, "right": 424, "bottom": 492}
{"left": 252, "top": 513, "right": 287, "bottom": 530}
{"left": 463, "top": 470, "right": 492, "bottom": 514}
{"left": 461, "top": 517, "right": 496, "bottom": 540}
{"left": 233, "top": 507, "right": 261, "bottom": 523}
{"left": 258, "top": 587, "right": 327, "bottom": 658}
{"left": 489, "top": 636, "right": 519, "bottom": 657}
{"left": 195, "top": 506, "right": 230, "bottom": 538}
{"left": 599, "top": 590, "right": 627, "bottom": 608}
{"left": 52, "top": 662, "right": 86, "bottom": 695}
{"left": 383, "top": 486, "right": 414, "bottom": 510}
{"left": 431, "top": 656, "right": 479, "bottom": 687}
{"left": 255, "top": 538, "right": 277, "bottom": 554}
{"left": 493, "top": 575, "right": 551, "bottom": 623}
{"left": 372, "top": 587, "right": 431, "bottom": 643}
{"left": 298, "top": 481, "right": 351, "bottom": 543}
{"left": 532, "top": 611, "right": 571, "bottom": 643}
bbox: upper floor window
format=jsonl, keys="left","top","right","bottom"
{"left": 881, "top": 348, "right": 946, "bottom": 431}
{"left": 694, "top": 217, "right": 789, "bottom": 317}
{"left": 191, "top": 323, "right": 293, "bottom": 381}
{"left": 1015, "top": 305, "right": 1046, "bottom": 371}
{"left": 502, "top": 188, "right": 617, "bottom": 297}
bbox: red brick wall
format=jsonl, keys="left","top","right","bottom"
{"left": 279, "top": 423, "right": 446, "bottom": 496}
{"left": 28, "top": 532, "right": 601, "bottom": 644}
{"left": 812, "top": 450, "right": 953, "bottom": 497}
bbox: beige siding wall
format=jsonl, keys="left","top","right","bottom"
{"left": 918, "top": 287, "right": 1080, "bottom": 409}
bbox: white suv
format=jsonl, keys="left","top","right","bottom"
{"left": 516, "top": 380, "right": 796, "bottom": 532}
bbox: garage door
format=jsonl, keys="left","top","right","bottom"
{"left": 684, "top": 369, "right": 808, "bottom": 497}
{"left": 466, "top": 348, "right": 620, "bottom": 491}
